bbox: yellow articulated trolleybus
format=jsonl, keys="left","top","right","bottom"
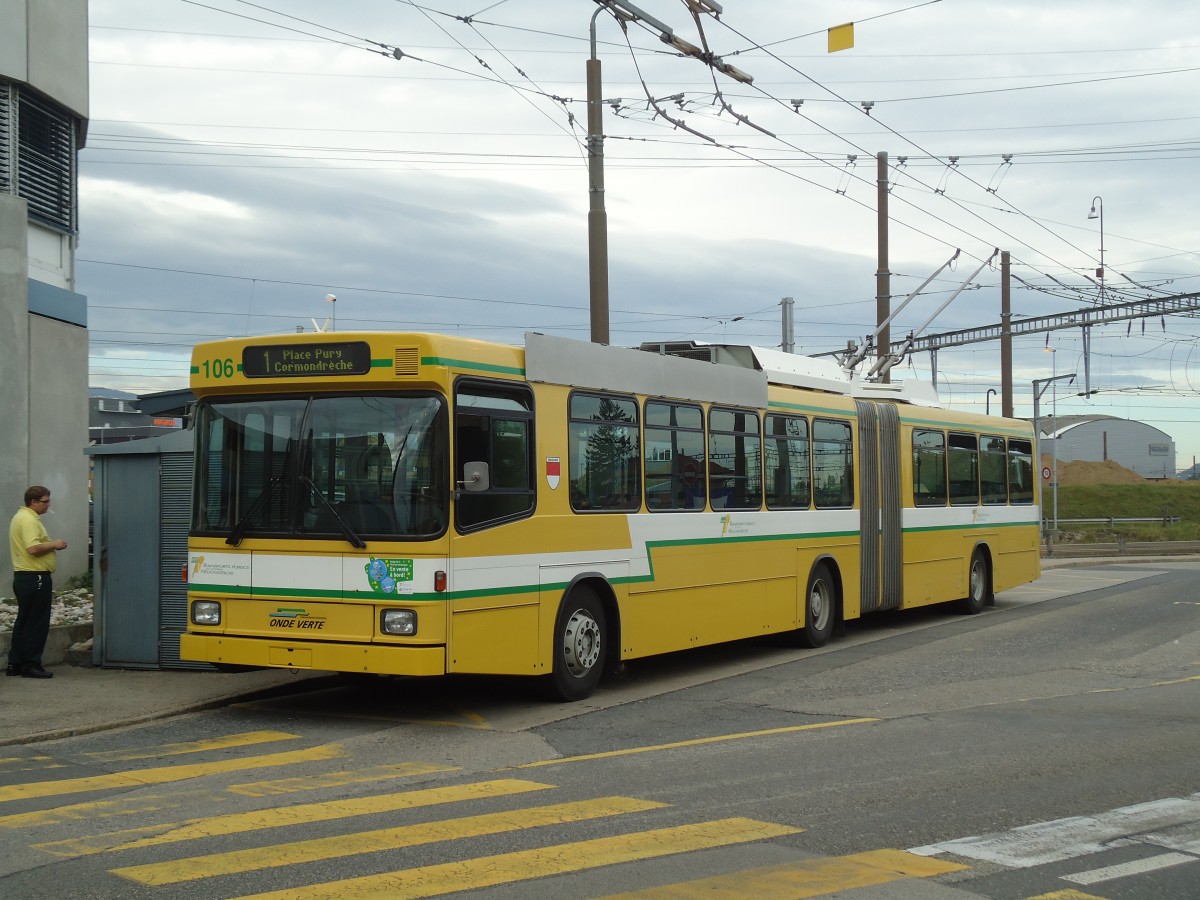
{"left": 181, "top": 331, "right": 1041, "bottom": 701}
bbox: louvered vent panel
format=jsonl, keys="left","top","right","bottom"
{"left": 394, "top": 347, "right": 419, "bottom": 376}
{"left": 0, "top": 83, "right": 14, "bottom": 194}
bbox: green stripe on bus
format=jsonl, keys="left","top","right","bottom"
{"left": 189, "top": 520, "right": 1036, "bottom": 604}
{"left": 421, "top": 356, "right": 525, "bottom": 376}
{"left": 768, "top": 400, "right": 850, "bottom": 416}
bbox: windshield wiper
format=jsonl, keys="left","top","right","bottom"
{"left": 226, "top": 475, "right": 282, "bottom": 547}
{"left": 300, "top": 475, "right": 367, "bottom": 549}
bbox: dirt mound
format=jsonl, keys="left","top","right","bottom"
{"left": 1040, "top": 456, "right": 1146, "bottom": 485}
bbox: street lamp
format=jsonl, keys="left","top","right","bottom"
{"left": 986, "top": 388, "right": 997, "bottom": 415}
{"left": 1087, "top": 196, "right": 1105, "bottom": 303}
{"left": 586, "top": 1, "right": 746, "bottom": 345}
{"left": 1032, "top": 347, "right": 1075, "bottom": 538}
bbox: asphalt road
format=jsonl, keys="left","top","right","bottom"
{"left": 1, "top": 561, "right": 1197, "bottom": 899}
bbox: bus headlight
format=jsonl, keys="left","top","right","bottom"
{"left": 191, "top": 601, "right": 222, "bottom": 626}
{"left": 380, "top": 609, "right": 417, "bottom": 635}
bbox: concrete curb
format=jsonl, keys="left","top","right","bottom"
{"left": 0, "top": 623, "right": 92, "bottom": 667}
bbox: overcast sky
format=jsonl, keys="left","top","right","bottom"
{"left": 81, "top": 0, "right": 1200, "bottom": 468}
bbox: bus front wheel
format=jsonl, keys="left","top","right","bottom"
{"left": 545, "top": 588, "right": 607, "bottom": 702}
{"left": 797, "top": 562, "right": 836, "bottom": 648}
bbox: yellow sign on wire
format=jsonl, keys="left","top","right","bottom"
{"left": 828, "top": 22, "right": 855, "bottom": 53}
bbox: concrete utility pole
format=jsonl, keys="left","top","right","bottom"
{"left": 586, "top": 6, "right": 610, "bottom": 345}
{"left": 1000, "top": 251, "right": 1013, "bottom": 416}
{"left": 781, "top": 296, "right": 794, "bottom": 353}
{"left": 876, "top": 151, "right": 891, "bottom": 382}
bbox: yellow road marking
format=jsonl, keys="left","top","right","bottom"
{"left": 1, "top": 764, "right": 460, "bottom": 829}
{"left": 229, "top": 762, "right": 459, "bottom": 797}
{"left": 0, "top": 791, "right": 204, "bottom": 829}
{"left": 0, "top": 745, "right": 345, "bottom": 803}
{"left": 1154, "top": 674, "right": 1200, "bottom": 686}
{"left": 112, "top": 795, "right": 670, "bottom": 885}
{"left": 36, "top": 779, "right": 555, "bottom": 857}
{"left": 0, "top": 756, "right": 65, "bottom": 774}
{"left": 596, "top": 848, "right": 968, "bottom": 898}
{"left": 517, "top": 718, "right": 879, "bottom": 768}
{"left": 82, "top": 731, "right": 299, "bottom": 762}
{"left": 1024, "top": 891, "right": 1109, "bottom": 900}
{"left": 232, "top": 818, "right": 802, "bottom": 900}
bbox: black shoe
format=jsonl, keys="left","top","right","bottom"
{"left": 21, "top": 667, "right": 53, "bottom": 679}
{"left": 5, "top": 664, "right": 18, "bottom": 676}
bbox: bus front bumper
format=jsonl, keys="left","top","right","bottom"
{"left": 180, "top": 633, "right": 446, "bottom": 676}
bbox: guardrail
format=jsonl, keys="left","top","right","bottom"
{"left": 1043, "top": 539, "right": 1200, "bottom": 558}
{"left": 1050, "top": 516, "right": 1181, "bottom": 526}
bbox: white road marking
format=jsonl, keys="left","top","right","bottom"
{"left": 910, "top": 793, "right": 1200, "bottom": 868}
{"left": 1061, "top": 852, "right": 1196, "bottom": 885}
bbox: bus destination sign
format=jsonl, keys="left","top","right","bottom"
{"left": 242, "top": 341, "right": 373, "bottom": 378}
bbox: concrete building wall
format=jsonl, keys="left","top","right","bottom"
{"left": 0, "top": 195, "right": 88, "bottom": 588}
{"left": 0, "top": 0, "right": 89, "bottom": 117}
{"left": 0, "top": 0, "right": 89, "bottom": 590}
{"left": 0, "top": 195, "right": 32, "bottom": 528}
{"left": 27, "top": 312, "right": 89, "bottom": 575}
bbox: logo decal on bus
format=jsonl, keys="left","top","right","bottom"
{"left": 546, "top": 457, "right": 561, "bottom": 490}
{"left": 366, "top": 558, "right": 415, "bottom": 595}
{"left": 720, "top": 514, "right": 751, "bottom": 537}
{"left": 269, "top": 608, "right": 326, "bottom": 630}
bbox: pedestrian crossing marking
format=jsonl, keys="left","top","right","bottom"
{"left": 1062, "top": 851, "right": 1196, "bottom": 885}
{"left": 228, "top": 762, "right": 458, "bottom": 797}
{"left": 82, "top": 730, "right": 300, "bottom": 762}
{"left": 36, "top": 778, "right": 556, "bottom": 857}
{"left": 230, "top": 818, "right": 802, "bottom": 900}
{"left": 595, "top": 849, "right": 969, "bottom": 898}
{"left": 1024, "top": 891, "right": 1108, "bottom": 899}
{"left": 910, "top": 793, "right": 1200, "bottom": 868}
{"left": 111, "top": 795, "right": 671, "bottom": 885}
{"left": 0, "top": 744, "right": 345, "bottom": 803}
{"left": 0, "top": 763, "right": 462, "bottom": 829}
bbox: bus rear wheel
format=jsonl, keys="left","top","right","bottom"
{"left": 797, "top": 562, "right": 836, "bottom": 648}
{"left": 957, "top": 548, "right": 991, "bottom": 615}
{"left": 545, "top": 588, "right": 607, "bottom": 702}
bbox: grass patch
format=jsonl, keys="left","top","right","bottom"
{"left": 1046, "top": 481, "right": 1200, "bottom": 542}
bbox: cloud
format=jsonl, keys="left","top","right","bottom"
{"left": 78, "top": 1, "right": 1200, "bottom": 463}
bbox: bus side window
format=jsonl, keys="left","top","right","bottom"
{"left": 765, "top": 414, "right": 810, "bottom": 509}
{"left": 912, "top": 428, "right": 947, "bottom": 506}
{"left": 948, "top": 432, "right": 980, "bottom": 505}
{"left": 644, "top": 400, "right": 705, "bottom": 511}
{"left": 454, "top": 380, "right": 535, "bottom": 532}
{"left": 980, "top": 435, "right": 1008, "bottom": 504}
{"left": 568, "top": 392, "right": 640, "bottom": 512}
{"left": 1008, "top": 438, "right": 1034, "bottom": 504}
{"left": 709, "top": 407, "right": 762, "bottom": 511}
{"left": 813, "top": 418, "right": 853, "bottom": 509}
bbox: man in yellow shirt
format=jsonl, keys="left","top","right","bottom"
{"left": 7, "top": 486, "right": 67, "bottom": 679}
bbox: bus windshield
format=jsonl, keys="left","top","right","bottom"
{"left": 193, "top": 394, "right": 448, "bottom": 541}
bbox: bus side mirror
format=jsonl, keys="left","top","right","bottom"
{"left": 459, "top": 461, "right": 490, "bottom": 492}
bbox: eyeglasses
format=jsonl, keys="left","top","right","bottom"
{"left": 34, "top": 498, "right": 50, "bottom": 504}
